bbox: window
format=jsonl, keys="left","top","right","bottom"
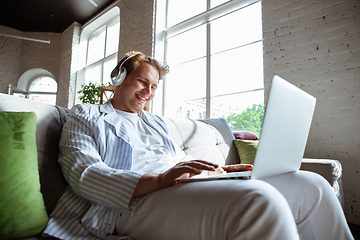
{"left": 154, "top": 0, "right": 264, "bottom": 134}
{"left": 84, "top": 17, "right": 120, "bottom": 86}
{"left": 28, "top": 76, "right": 58, "bottom": 105}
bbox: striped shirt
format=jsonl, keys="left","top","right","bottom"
{"left": 42, "top": 100, "right": 178, "bottom": 239}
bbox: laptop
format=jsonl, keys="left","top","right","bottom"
{"left": 178, "top": 75, "right": 316, "bottom": 182}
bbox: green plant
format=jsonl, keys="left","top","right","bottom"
{"left": 77, "top": 82, "right": 105, "bottom": 104}
{"left": 225, "top": 104, "right": 264, "bottom": 137}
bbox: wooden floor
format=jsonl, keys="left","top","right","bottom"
{"left": 349, "top": 224, "right": 360, "bottom": 239}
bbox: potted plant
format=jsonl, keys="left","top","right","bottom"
{"left": 77, "top": 82, "right": 105, "bottom": 104}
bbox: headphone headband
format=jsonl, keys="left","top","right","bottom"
{"left": 111, "top": 54, "right": 136, "bottom": 86}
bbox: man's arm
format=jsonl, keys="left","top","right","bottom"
{"left": 59, "top": 105, "right": 143, "bottom": 210}
{"left": 132, "top": 161, "right": 253, "bottom": 197}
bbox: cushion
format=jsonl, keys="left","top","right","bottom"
{"left": 233, "top": 139, "right": 259, "bottom": 164}
{"left": 0, "top": 111, "right": 49, "bottom": 239}
{"left": 163, "top": 117, "right": 241, "bottom": 166}
{"left": 233, "top": 131, "right": 259, "bottom": 140}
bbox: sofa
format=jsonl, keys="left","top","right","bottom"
{"left": 0, "top": 93, "right": 344, "bottom": 239}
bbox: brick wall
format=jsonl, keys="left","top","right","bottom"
{"left": 0, "top": 25, "right": 61, "bottom": 95}
{"left": 262, "top": 0, "right": 360, "bottom": 224}
{"left": 57, "top": 22, "right": 81, "bottom": 108}
{"left": 20, "top": 32, "right": 61, "bottom": 80}
{"left": 118, "top": 0, "right": 154, "bottom": 57}
{"left": 0, "top": 26, "right": 22, "bottom": 94}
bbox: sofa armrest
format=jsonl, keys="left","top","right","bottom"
{"left": 300, "top": 158, "right": 343, "bottom": 207}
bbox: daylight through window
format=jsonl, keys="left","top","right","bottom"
{"left": 28, "top": 76, "right": 58, "bottom": 105}
{"left": 85, "top": 17, "right": 120, "bottom": 86}
{"left": 155, "top": 0, "right": 264, "bottom": 135}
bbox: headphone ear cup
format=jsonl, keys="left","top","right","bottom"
{"left": 111, "top": 67, "right": 127, "bottom": 86}
{"left": 110, "top": 54, "right": 135, "bottom": 86}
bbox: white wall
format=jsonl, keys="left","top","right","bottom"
{"left": 262, "top": 0, "right": 360, "bottom": 224}
{"left": 57, "top": 23, "right": 81, "bottom": 108}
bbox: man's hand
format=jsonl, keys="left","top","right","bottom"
{"left": 132, "top": 162, "right": 253, "bottom": 198}
{"left": 132, "top": 160, "right": 218, "bottom": 198}
{"left": 159, "top": 160, "right": 219, "bottom": 188}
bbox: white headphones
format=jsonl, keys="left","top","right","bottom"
{"left": 110, "top": 54, "right": 135, "bottom": 86}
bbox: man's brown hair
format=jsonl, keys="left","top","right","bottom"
{"left": 122, "top": 51, "right": 169, "bottom": 80}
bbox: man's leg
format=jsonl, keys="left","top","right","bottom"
{"left": 262, "top": 170, "right": 354, "bottom": 240}
{"left": 115, "top": 179, "right": 298, "bottom": 240}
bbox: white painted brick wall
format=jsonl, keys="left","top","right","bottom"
{"left": 20, "top": 32, "right": 61, "bottom": 81}
{"left": 57, "top": 22, "right": 81, "bottom": 108}
{"left": 118, "top": 0, "right": 154, "bottom": 57}
{"left": 0, "top": 25, "right": 62, "bottom": 95}
{"left": 263, "top": 0, "right": 360, "bottom": 224}
{"left": 0, "top": 26, "right": 23, "bottom": 94}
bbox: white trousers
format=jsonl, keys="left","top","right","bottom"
{"left": 115, "top": 171, "right": 354, "bottom": 240}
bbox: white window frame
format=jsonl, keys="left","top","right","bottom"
{"left": 76, "top": 6, "right": 120, "bottom": 104}
{"left": 154, "top": 0, "right": 263, "bottom": 118}
{"left": 27, "top": 76, "right": 58, "bottom": 105}
{"left": 85, "top": 16, "right": 120, "bottom": 86}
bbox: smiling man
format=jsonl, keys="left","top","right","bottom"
{"left": 111, "top": 55, "right": 160, "bottom": 113}
{"left": 43, "top": 51, "right": 353, "bottom": 240}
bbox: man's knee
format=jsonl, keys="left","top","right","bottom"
{"left": 233, "top": 181, "right": 297, "bottom": 239}
{"left": 227, "top": 180, "right": 293, "bottom": 219}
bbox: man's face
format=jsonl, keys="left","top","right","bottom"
{"left": 112, "top": 62, "right": 159, "bottom": 113}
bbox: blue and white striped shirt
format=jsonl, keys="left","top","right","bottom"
{"left": 42, "top": 100, "right": 178, "bottom": 239}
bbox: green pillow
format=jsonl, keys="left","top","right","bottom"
{"left": 0, "top": 112, "right": 49, "bottom": 239}
{"left": 233, "top": 139, "right": 259, "bottom": 165}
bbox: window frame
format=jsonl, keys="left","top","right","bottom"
{"left": 154, "top": 0, "right": 263, "bottom": 119}
{"left": 84, "top": 16, "right": 120, "bottom": 86}
{"left": 76, "top": 6, "right": 120, "bottom": 105}
{"left": 27, "top": 76, "right": 58, "bottom": 105}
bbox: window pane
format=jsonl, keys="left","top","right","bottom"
{"left": 211, "top": 0, "right": 229, "bottom": 8}
{"left": 29, "top": 79, "right": 41, "bottom": 92}
{"left": 167, "top": 0, "right": 206, "bottom": 27}
{"left": 211, "top": 90, "right": 264, "bottom": 119}
{"left": 29, "top": 94, "right": 57, "bottom": 106}
{"left": 156, "top": 0, "right": 263, "bottom": 121}
{"left": 85, "top": 64, "right": 102, "bottom": 85}
{"left": 87, "top": 26, "right": 106, "bottom": 65}
{"left": 167, "top": 24, "right": 206, "bottom": 66}
{"left": 29, "top": 77, "right": 57, "bottom": 92}
{"left": 211, "top": 41, "right": 263, "bottom": 97}
{"left": 103, "top": 56, "right": 118, "bottom": 85}
{"left": 211, "top": 1, "right": 262, "bottom": 54}
{"left": 164, "top": 58, "right": 206, "bottom": 118}
{"left": 106, "top": 18, "right": 120, "bottom": 57}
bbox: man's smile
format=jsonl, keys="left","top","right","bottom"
{"left": 136, "top": 94, "right": 147, "bottom": 102}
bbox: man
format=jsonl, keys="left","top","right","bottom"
{"left": 43, "top": 51, "right": 353, "bottom": 240}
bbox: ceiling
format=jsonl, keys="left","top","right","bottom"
{"left": 0, "top": 0, "right": 117, "bottom": 33}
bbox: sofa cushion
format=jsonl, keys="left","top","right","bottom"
{"left": 233, "top": 131, "right": 259, "bottom": 140}
{"left": 162, "top": 117, "right": 240, "bottom": 166}
{"left": 0, "top": 94, "right": 69, "bottom": 216}
{"left": 0, "top": 111, "right": 49, "bottom": 239}
{"left": 233, "top": 139, "right": 259, "bottom": 164}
